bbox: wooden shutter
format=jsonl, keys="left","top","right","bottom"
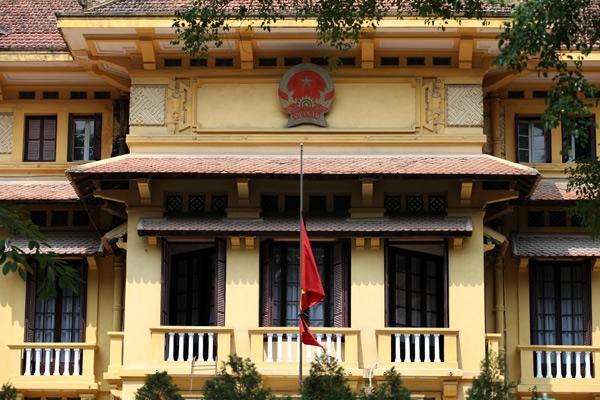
{"left": 24, "top": 269, "right": 37, "bottom": 342}
{"left": 214, "top": 239, "right": 226, "bottom": 326}
{"left": 260, "top": 240, "right": 273, "bottom": 327}
{"left": 93, "top": 114, "right": 102, "bottom": 161}
{"left": 160, "top": 240, "right": 170, "bottom": 325}
{"left": 42, "top": 118, "right": 56, "bottom": 161}
{"left": 25, "top": 117, "right": 42, "bottom": 161}
{"left": 331, "top": 241, "right": 350, "bottom": 327}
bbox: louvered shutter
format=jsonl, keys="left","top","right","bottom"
{"left": 260, "top": 240, "right": 273, "bottom": 326}
{"left": 42, "top": 118, "right": 56, "bottom": 161}
{"left": 331, "top": 241, "right": 350, "bottom": 327}
{"left": 93, "top": 114, "right": 102, "bottom": 161}
{"left": 160, "top": 240, "right": 170, "bottom": 325}
{"left": 67, "top": 115, "right": 74, "bottom": 161}
{"left": 24, "top": 269, "right": 37, "bottom": 342}
{"left": 25, "top": 118, "right": 41, "bottom": 161}
{"left": 214, "top": 239, "right": 226, "bottom": 326}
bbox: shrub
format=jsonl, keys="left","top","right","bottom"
{"left": 467, "top": 351, "right": 514, "bottom": 400}
{"left": 0, "top": 383, "right": 17, "bottom": 400}
{"left": 135, "top": 371, "right": 183, "bottom": 400}
{"left": 301, "top": 354, "right": 354, "bottom": 400}
{"left": 202, "top": 354, "right": 276, "bottom": 400}
{"left": 357, "top": 368, "right": 410, "bottom": 400}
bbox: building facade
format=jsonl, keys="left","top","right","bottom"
{"left": 0, "top": 1, "right": 599, "bottom": 399}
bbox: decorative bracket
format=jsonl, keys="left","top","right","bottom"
{"left": 452, "top": 237, "right": 464, "bottom": 250}
{"left": 86, "top": 256, "right": 98, "bottom": 270}
{"left": 353, "top": 237, "right": 380, "bottom": 250}
{"left": 458, "top": 37, "right": 474, "bottom": 69}
{"left": 519, "top": 257, "right": 529, "bottom": 272}
{"left": 147, "top": 236, "right": 158, "bottom": 248}
{"left": 460, "top": 181, "right": 474, "bottom": 207}
{"left": 229, "top": 236, "right": 256, "bottom": 250}
{"left": 593, "top": 258, "right": 600, "bottom": 272}
{"left": 236, "top": 178, "right": 250, "bottom": 206}
{"left": 361, "top": 178, "right": 375, "bottom": 207}
{"left": 136, "top": 179, "right": 152, "bottom": 206}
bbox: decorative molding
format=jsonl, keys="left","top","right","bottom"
{"left": 446, "top": 84, "right": 484, "bottom": 127}
{"left": 0, "top": 113, "right": 14, "bottom": 154}
{"left": 424, "top": 78, "right": 445, "bottom": 134}
{"left": 130, "top": 85, "right": 166, "bottom": 126}
{"left": 166, "top": 78, "right": 193, "bottom": 134}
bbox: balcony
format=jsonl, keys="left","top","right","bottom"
{"left": 249, "top": 327, "right": 360, "bottom": 374}
{"left": 375, "top": 328, "right": 460, "bottom": 377}
{"left": 7, "top": 342, "right": 97, "bottom": 391}
{"left": 518, "top": 345, "right": 600, "bottom": 393}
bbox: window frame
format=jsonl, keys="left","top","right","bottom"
{"left": 24, "top": 116, "right": 57, "bottom": 162}
{"left": 515, "top": 117, "right": 552, "bottom": 164}
{"left": 68, "top": 114, "right": 102, "bottom": 162}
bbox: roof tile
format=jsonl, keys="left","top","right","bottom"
{"left": 512, "top": 234, "right": 600, "bottom": 258}
{"left": 0, "top": 180, "right": 78, "bottom": 201}
{"left": 530, "top": 180, "right": 580, "bottom": 201}
{"left": 11, "top": 232, "right": 103, "bottom": 256}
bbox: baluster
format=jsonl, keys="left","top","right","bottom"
{"left": 73, "top": 349, "right": 81, "bottom": 376}
{"left": 296, "top": 334, "right": 301, "bottom": 362}
{"left": 575, "top": 352, "right": 582, "bottom": 378}
{"left": 556, "top": 351, "right": 562, "bottom": 378}
{"left": 276, "top": 334, "right": 284, "bottom": 362}
{"left": 33, "top": 348, "right": 42, "bottom": 376}
{"left": 53, "top": 349, "right": 61, "bottom": 376}
{"left": 315, "top": 334, "right": 323, "bottom": 357}
{"left": 585, "top": 352, "right": 592, "bottom": 379}
{"left": 23, "top": 348, "right": 32, "bottom": 376}
{"left": 207, "top": 332, "right": 214, "bottom": 362}
{"left": 326, "top": 334, "right": 333, "bottom": 357}
{"left": 266, "top": 333, "right": 274, "bottom": 362}
{"left": 535, "top": 351, "right": 543, "bottom": 378}
{"left": 424, "top": 334, "right": 431, "bottom": 362}
{"left": 286, "top": 333, "right": 294, "bottom": 362}
{"left": 62, "top": 349, "right": 71, "bottom": 376}
{"left": 306, "top": 342, "right": 312, "bottom": 362}
{"left": 404, "top": 334, "right": 412, "bottom": 363}
{"left": 336, "top": 334, "right": 343, "bottom": 362}
{"left": 43, "top": 349, "right": 51, "bottom": 376}
{"left": 433, "top": 334, "right": 441, "bottom": 363}
{"left": 544, "top": 351, "right": 552, "bottom": 378}
{"left": 199, "top": 333, "right": 206, "bottom": 362}
{"left": 187, "top": 333, "right": 195, "bottom": 362}
{"left": 565, "top": 352, "right": 573, "bottom": 378}
{"left": 414, "top": 334, "right": 422, "bottom": 363}
{"left": 394, "top": 334, "right": 401, "bottom": 362}
{"left": 176, "top": 333, "right": 185, "bottom": 362}
{"left": 166, "top": 332, "right": 175, "bottom": 361}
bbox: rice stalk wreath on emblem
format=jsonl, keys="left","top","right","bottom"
{"left": 278, "top": 63, "right": 335, "bottom": 128}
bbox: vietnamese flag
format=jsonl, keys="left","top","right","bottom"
{"left": 300, "top": 218, "right": 325, "bottom": 312}
{"left": 299, "top": 315, "right": 323, "bottom": 348}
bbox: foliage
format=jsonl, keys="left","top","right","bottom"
{"left": 567, "top": 159, "right": 600, "bottom": 237}
{"left": 173, "top": 0, "right": 600, "bottom": 234}
{"left": 202, "top": 354, "right": 277, "bottom": 400}
{"left": 301, "top": 354, "right": 354, "bottom": 400}
{"left": 357, "top": 368, "right": 410, "bottom": 400}
{"left": 135, "top": 371, "right": 184, "bottom": 400}
{"left": 0, "top": 206, "right": 80, "bottom": 298}
{"left": 466, "top": 351, "right": 514, "bottom": 400}
{"left": 0, "top": 383, "right": 17, "bottom": 400}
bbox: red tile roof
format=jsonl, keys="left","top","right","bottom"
{"left": 0, "top": 180, "right": 79, "bottom": 201}
{"left": 530, "top": 180, "right": 580, "bottom": 202}
{"left": 137, "top": 215, "right": 473, "bottom": 237}
{"left": 11, "top": 232, "right": 103, "bottom": 256}
{"left": 0, "top": 0, "right": 81, "bottom": 51}
{"left": 512, "top": 234, "right": 600, "bottom": 258}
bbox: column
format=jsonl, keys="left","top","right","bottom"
{"left": 112, "top": 256, "right": 125, "bottom": 331}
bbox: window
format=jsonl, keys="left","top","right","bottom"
{"left": 24, "top": 116, "right": 56, "bottom": 162}
{"left": 562, "top": 117, "right": 596, "bottom": 163}
{"left": 517, "top": 118, "right": 551, "bottom": 163}
{"left": 69, "top": 115, "right": 102, "bottom": 161}
{"left": 25, "top": 263, "right": 86, "bottom": 343}
{"left": 260, "top": 241, "right": 349, "bottom": 327}
{"left": 530, "top": 261, "right": 591, "bottom": 346}
{"left": 387, "top": 245, "right": 447, "bottom": 328}
{"left": 309, "top": 195, "right": 327, "bottom": 215}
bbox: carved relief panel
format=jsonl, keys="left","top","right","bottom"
{"left": 130, "top": 85, "right": 166, "bottom": 126}
{"left": 423, "top": 78, "right": 445, "bottom": 134}
{"left": 166, "top": 78, "right": 194, "bottom": 134}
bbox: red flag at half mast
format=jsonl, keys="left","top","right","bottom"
{"left": 300, "top": 218, "right": 325, "bottom": 312}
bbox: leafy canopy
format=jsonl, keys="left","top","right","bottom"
{"left": 135, "top": 371, "right": 184, "bottom": 400}
{"left": 174, "top": 0, "right": 600, "bottom": 235}
{"left": 0, "top": 206, "right": 80, "bottom": 298}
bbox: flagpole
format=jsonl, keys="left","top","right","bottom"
{"left": 298, "top": 142, "right": 304, "bottom": 392}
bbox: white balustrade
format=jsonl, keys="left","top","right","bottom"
{"left": 164, "top": 331, "right": 217, "bottom": 362}
{"left": 21, "top": 347, "right": 83, "bottom": 376}
{"left": 393, "top": 333, "right": 443, "bottom": 363}
{"left": 533, "top": 350, "right": 594, "bottom": 379}
{"left": 264, "top": 332, "right": 344, "bottom": 363}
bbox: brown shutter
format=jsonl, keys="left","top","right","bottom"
{"left": 529, "top": 260, "right": 539, "bottom": 345}
{"left": 24, "top": 269, "right": 37, "bottom": 342}
{"left": 160, "top": 240, "right": 170, "bottom": 325}
{"left": 214, "top": 239, "right": 226, "bottom": 326}
{"left": 331, "top": 241, "right": 350, "bottom": 327}
{"left": 93, "top": 114, "right": 102, "bottom": 161}
{"left": 25, "top": 117, "right": 41, "bottom": 161}
{"left": 42, "top": 118, "right": 56, "bottom": 161}
{"left": 260, "top": 239, "right": 273, "bottom": 327}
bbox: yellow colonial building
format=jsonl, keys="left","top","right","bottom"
{"left": 0, "top": 1, "right": 599, "bottom": 400}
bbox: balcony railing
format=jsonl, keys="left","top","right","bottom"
{"left": 150, "top": 327, "right": 233, "bottom": 365}
{"left": 249, "top": 328, "right": 359, "bottom": 368}
{"left": 519, "top": 345, "right": 600, "bottom": 380}
{"left": 376, "top": 328, "right": 459, "bottom": 372}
